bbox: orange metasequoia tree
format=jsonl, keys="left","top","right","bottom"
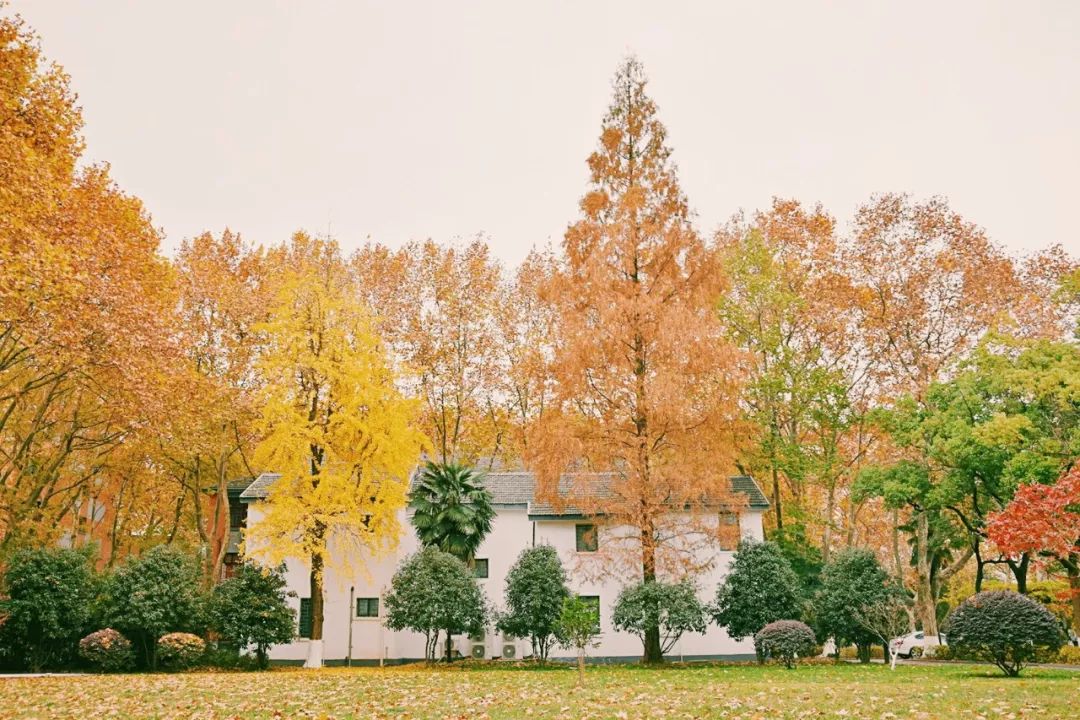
{"left": 530, "top": 57, "right": 742, "bottom": 663}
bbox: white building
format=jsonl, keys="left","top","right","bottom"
{"left": 238, "top": 471, "right": 769, "bottom": 665}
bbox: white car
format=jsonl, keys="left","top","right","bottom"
{"left": 890, "top": 631, "right": 946, "bottom": 658}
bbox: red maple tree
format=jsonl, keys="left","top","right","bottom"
{"left": 987, "top": 465, "right": 1080, "bottom": 631}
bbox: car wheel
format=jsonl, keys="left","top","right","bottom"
{"left": 909, "top": 647, "right": 922, "bottom": 659}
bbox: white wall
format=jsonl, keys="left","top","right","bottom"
{"left": 247, "top": 503, "right": 765, "bottom": 663}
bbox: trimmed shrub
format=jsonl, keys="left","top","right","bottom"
{"left": 944, "top": 590, "right": 1064, "bottom": 676}
{"left": 79, "top": 629, "right": 134, "bottom": 672}
{"left": 754, "top": 620, "right": 817, "bottom": 668}
{"left": 0, "top": 547, "right": 97, "bottom": 671}
{"left": 612, "top": 580, "right": 707, "bottom": 661}
{"left": 157, "top": 632, "right": 205, "bottom": 669}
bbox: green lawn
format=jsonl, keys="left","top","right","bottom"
{"left": 1, "top": 662, "right": 1076, "bottom": 719}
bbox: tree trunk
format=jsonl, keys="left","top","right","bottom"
{"left": 640, "top": 525, "right": 663, "bottom": 664}
{"left": 914, "top": 512, "right": 938, "bottom": 637}
{"left": 973, "top": 538, "right": 986, "bottom": 593}
{"left": 772, "top": 463, "right": 783, "bottom": 531}
{"left": 1067, "top": 554, "right": 1080, "bottom": 634}
{"left": 305, "top": 546, "right": 325, "bottom": 668}
{"left": 1007, "top": 554, "right": 1029, "bottom": 594}
{"left": 823, "top": 482, "right": 836, "bottom": 563}
{"left": 891, "top": 509, "right": 904, "bottom": 579}
{"left": 577, "top": 647, "right": 585, "bottom": 685}
{"left": 209, "top": 451, "right": 232, "bottom": 584}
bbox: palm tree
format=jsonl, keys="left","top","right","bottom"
{"left": 408, "top": 461, "right": 495, "bottom": 563}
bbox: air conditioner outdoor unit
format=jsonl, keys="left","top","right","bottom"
{"left": 502, "top": 644, "right": 516, "bottom": 660}
{"left": 471, "top": 644, "right": 486, "bottom": 659}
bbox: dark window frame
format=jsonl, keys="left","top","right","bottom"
{"left": 356, "top": 597, "right": 380, "bottom": 618}
{"left": 575, "top": 523, "right": 599, "bottom": 553}
{"left": 298, "top": 597, "right": 313, "bottom": 638}
{"left": 229, "top": 501, "right": 248, "bottom": 530}
{"left": 473, "top": 558, "right": 489, "bottom": 579}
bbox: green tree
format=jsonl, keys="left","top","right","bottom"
{"left": 854, "top": 459, "right": 970, "bottom": 639}
{"left": 768, "top": 525, "right": 824, "bottom": 597}
{"left": 555, "top": 595, "right": 602, "bottom": 684}
{"left": 612, "top": 580, "right": 707, "bottom": 662}
{"left": 711, "top": 540, "right": 805, "bottom": 643}
{"left": 383, "top": 547, "right": 487, "bottom": 662}
{"left": 409, "top": 461, "right": 495, "bottom": 563}
{"left": 0, "top": 547, "right": 97, "bottom": 671}
{"left": 99, "top": 545, "right": 205, "bottom": 670}
{"left": 856, "top": 337, "right": 1080, "bottom": 634}
{"left": 495, "top": 545, "right": 569, "bottom": 663}
{"left": 815, "top": 548, "right": 892, "bottom": 663}
{"left": 208, "top": 563, "right": 296, "bottom": 669}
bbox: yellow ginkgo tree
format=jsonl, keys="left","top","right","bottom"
{"left": 247, "top": 233, "right": 426, "bottom": 667}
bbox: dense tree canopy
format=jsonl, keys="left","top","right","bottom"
{"left": 0, "top": 6, "right": 1077, "bottom": 665}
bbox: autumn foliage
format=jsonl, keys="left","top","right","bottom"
{"left": 2, "top": 7, "right": 1079, "bottom": 670}
{"left": 988, "top": 466, "right": 1080, "bottom": 629}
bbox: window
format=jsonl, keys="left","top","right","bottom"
{"left": 356, "top": 597, "right": 379, "bottom": 618}
{"left": 229, "top": 501, "right": 247, "bottom": 530}
{"left": 580, "top": 595, "right": 601, "bottom": 633}
{"left": 718, "top": 511, "right": 741, "bottom": 551}
{"left": 472, "top": 558, "right": 489, "bottom": 579}
{"left": 575, "top": 523, "right": 598, "bottom": 553}
{"left": 298, "top": 598, "right": 313, "bottom": 638}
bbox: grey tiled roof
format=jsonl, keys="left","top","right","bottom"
{"left": 730, "top": 475, "right": 770, "bottom": 508}
{"left": 523, "top": 473, "right": 769, "bottom": 517}
{"left": 238, "top": 472, "right": 281, "bottom": 500}
{"left": 239, "top": 469, "right": 770, "bottom": 516}
{"left": 476, "top": 472, "right": 535, "bottom": 505}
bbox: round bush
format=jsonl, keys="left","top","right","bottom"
{"left": 754, "top": 620, "right": 817, "bottom": 668}
{"left": 944, "top": 590, "right": 1064, "bottom": 676}
{"left": 157, "top": 632, "right": 206, "bottom": 669}
{"left": 78, "top": 629, "right": 134, "bottom": 672}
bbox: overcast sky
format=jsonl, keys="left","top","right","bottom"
{"left": 10, "top": 1, "right": 1079, "bottom": 266}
